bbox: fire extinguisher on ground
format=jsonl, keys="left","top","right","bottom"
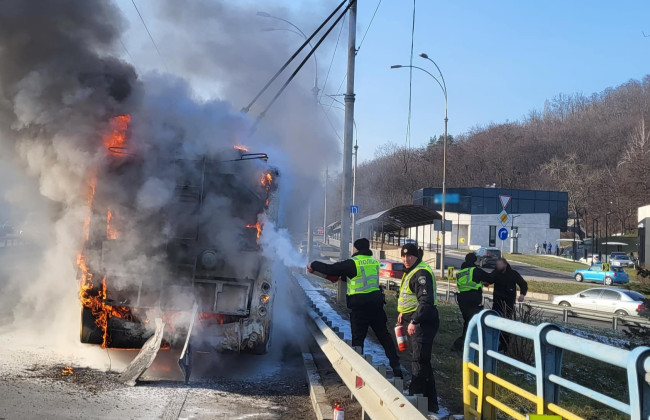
{"left": 333, "top": 401, "right": 344, "bottom": 419}
{"left": 395, "top": 323, "right": 408, "bottom": 351}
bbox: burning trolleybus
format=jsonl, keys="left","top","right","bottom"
{"left": 78, "top": 115, "right": 278, "bottom": 358}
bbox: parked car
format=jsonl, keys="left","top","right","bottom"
{"left": 573, "top": 264, "right": 629, "bottom": 285}
{"left": 552, "top": 288, "right": 645, "bottom": 316}
{"left": 399, "top": 238, "right": 417, "bottom": 246}
{"left": 475, "top": 247, "right": 501, "bottom": 268}
{"left": 611, "top": 254, "right": 634, "bottom": 268}
{"left": 379, "top": 260, "right": 405, "bottom": 290}
{"left": 610, "top": 252, "right": 628, "bottom": 260}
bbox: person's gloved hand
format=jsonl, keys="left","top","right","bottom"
{"left": 517, "top": 295, "right": 525, "bottom": 303}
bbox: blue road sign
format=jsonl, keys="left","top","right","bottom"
{"left": 498, "top": 227, "right": 509, "bottom": 241}
{"left": 434, "top": 193, "right": 460, "bottom": 204}
{"left": 350, "top": 205, "right": 359, "bottom": 214}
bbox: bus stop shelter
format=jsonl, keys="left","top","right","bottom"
{"left": 355, "top": 204, "right": 441, "bottom": 251}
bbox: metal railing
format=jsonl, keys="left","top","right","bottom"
{"left": 463, "top": 309, "right": 650, "bottom": 420}
{"left": 293, "top": 272, "right": 428, "bottom": 420}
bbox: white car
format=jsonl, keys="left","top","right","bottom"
{"left": 552, "top": 288, "right": 645, "bottom": 316}
{"left": 611, "top": 254, "right": 634, "bottom": 268}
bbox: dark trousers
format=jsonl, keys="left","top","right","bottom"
{"left": 407, "top": 308, "right": 439, "bottom": 411}
{"left": 350, "top": 304, "right": 400, "bottom": 368}
{"left": 492, "top": 296, "right": 515, "bottom": 351}
{"left": 453, "top": 292, "right": 483, "bottom": 350}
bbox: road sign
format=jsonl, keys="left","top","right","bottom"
{"left": 433, "top": 219, "right": 453, "bottom": 232}
{"left": 498, "top": 210, "right": 510, "bottom": 226}
{"left": 350, "top": 205, "right": 359, "bottom": 214}
{"left": 499, "top": 195, "right": 512, "bottom": 209}
{"left": 498, "top": 227, "right": 509, "bottom": 241}
{"left": 434, "top": 193, "right": 460, "bottom": 204}
{"left": 602, "top": 263, "right": 610, "bottom": 272}
{"left": 436, "top": 237, "right": 441, "bottom": 242}
{"left": 459, "top": 237, "right": 466, "bottom": 244}
{"left": 447, "top": 266, "right": 455, "bottom": 280}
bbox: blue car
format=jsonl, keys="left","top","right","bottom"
{"left": 573, "top": 264, "right": 629, "bottom": 285}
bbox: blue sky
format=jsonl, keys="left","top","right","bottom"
{"left": 117, "top": 1, "right": 650, "bottom": 162}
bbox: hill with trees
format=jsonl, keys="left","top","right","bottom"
{"left": 332, "top": 76, "right": 650, "bottom": 237}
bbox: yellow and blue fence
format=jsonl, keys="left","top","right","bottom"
{"left": 463, "top": 309, "right": 650, "bottom": 420}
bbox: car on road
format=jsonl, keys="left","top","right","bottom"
{"left": 611, "top": 254, "right": 634, "bottom": 268}
{"left": 399, "top": 238, "right": 417, "bottom": 246}
{"left": 573, "top": 264, "right": 629, "bottom": 285}
{"left": 552, "top": 287, "right": 645, "bottom": 316}
{"left": 475, "top": 247, "right": 501, "bottom": 268}
{"left": 379, "top": 260, "right": 405, "bottom": 290}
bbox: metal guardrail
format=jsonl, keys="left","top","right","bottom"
{"left": 463, "top": 309, "right": 650, "bottom": 420}
{"left": 524, "top": 300, "right": 650, "bottom": 331}
{"left": 294, "top": 273, "right": 428, "bottom": 420}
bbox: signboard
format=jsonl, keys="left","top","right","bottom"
{"left": 350, "top": 205, "right": 359, "bottom": 214}
{"left": 602, "top": 263, "right": 610, "bottom": 272}
{"left": 447, "top": 266, "right": 455, "bottom": 280}
{"left": 434, "top": 193, "right": 460, "bottom": 204}
{"left": 498, "top": 227, "right": 509, "bottom": 241}
{"left": 498, "top": 210, "right": 510, "bottom": 226}
{"left": 499, "top": 194, "right": 512, "bottom": 209}
{"left": 433, "top": 219, "right": 453, "bottom": 232}
{"left": 459, "top": 237, "right": 466, "bottom": 244}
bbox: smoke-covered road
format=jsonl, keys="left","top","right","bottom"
{"left": 0, "top": 328, "right": 313, "bottom": 420}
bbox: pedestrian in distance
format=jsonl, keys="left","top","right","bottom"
{"left": 452, "top": 253, "right": 491, "bottom": 351}
{"left": 397, "top": 243, "right": 439, "bottom": 413}
{"left": 534, "top": 243, "right": 539, "bottom": 254}
{"left": 484, "top": 257, "right": 528, "bottom": 352}
{"left": 542, "top": 241, "right": 547, "bottom": 254}
{"left": 547, "top": 242, "right": 552, "bottom": 254}
{"left": 555, "top": 244, "right": 560, "bottom": 256}
{"left": 307, "top": 238, "right": 403, "bottom": 379}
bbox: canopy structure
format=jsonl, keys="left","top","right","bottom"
{"left": 355, "top": 204, "right": 442, "bottom": 232}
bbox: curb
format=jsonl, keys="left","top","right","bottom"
{"left": 302, "top": 351, "right": 333, "bottom": 420}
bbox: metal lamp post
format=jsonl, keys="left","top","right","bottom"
{"left": 605, "top": 211, "right": 613, "bottom": 262}
{"left": 391, "top": 59, "right": 447, "bottom": 277}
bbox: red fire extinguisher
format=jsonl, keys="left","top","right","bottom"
{"left": 395, "top": 323, "right": 408, "bottom": 351}
{"left": 308, "top": 266, "right": 340, "bottom": 283}
{"left": 333, "top": 402, "right": 344, "bottom": 420}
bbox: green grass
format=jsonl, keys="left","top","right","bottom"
{"left": 383, "top": 292, "right": 630, "bottom": 418}
{"left": 521, "top": 280, "right": 595, "bottom": 296}
{"left": 504, "top": 253, "right": 587, "bottom": 273}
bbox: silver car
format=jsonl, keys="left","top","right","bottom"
{"left": 611, "top": 254, "right": 634, "bottom": 268}
{"left": 552, "top": 288, "right": 645, "bottom": 316}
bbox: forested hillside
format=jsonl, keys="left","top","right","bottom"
{"left": 333, "top": 76, "right": 650, "bottom": 236}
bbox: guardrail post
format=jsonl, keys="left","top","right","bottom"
{"left": 626, "top": 346, "right": 650, "bottom": 419}
{"left": 535, "top": 323, "right": 563, "bottom": 415}
{"left": 479, "top": 310, "right": 499, "bottom": 420}
{"left": 612, "top": 316, "right": 618, "bottom": 331}
{"left": 562, "top": 309, "right": 568, "bottom": 323}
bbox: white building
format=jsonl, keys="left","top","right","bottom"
{"left": 409, "top": 187, "right": 568, "bottom": 254}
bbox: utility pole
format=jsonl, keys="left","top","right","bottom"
{"left": 338, "top": 0, "right": 356, "bottom": 304}
{"left": 351, "top": 142, "right": 358, "bottom": 241}
{"left": 306, "top": 80, "right": 320, "bottom": 263}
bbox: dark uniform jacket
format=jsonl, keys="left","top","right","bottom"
{"left": 310, "top": 250, "right": 384, "bottom": 310}
{"left": 486, "top": 262, "right": 528, "bottom": 302}
{"left": 458, "top": 262, "right": 492, "bottom": 302}
{"left": 399, "top": 258, "right": 436, "bottom": 325}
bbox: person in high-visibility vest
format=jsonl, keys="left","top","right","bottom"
{"left": 308, "top": 238, "right": 403, "bottom": 379}
{"left": 397, "top": 243, "right": 439, "bottom": 414}
{"left": 452, "top": 253, "right": 491, "bottom": 351}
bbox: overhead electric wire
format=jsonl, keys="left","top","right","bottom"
{"left": 319, "top": 14, "right": 346, "bottom": 103}
{"left": 356, "top": 0, "right": 382, "bottom": 54}
{"left": 253, "top": 1, "right": 355, "bottom": 127}
{"left": 403, "top": 0, "right": 417, "bottom": 173}
{"left": 243, "top": 0, "right": 348, "bottom": 113}
{"left": 131, "top": 0, "right": 168, "bottom": 72}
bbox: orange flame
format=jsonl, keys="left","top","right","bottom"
{"left": 106, "top": 209, "right": 117, "bottom": 240}
{"left": 61, "top": 366, "right": 74, "bottom": 376}
{"left": 103, "top": 114, "right": 131, "bottom": 155}
{"left": 246, "top": 222, "right": 263, "bottom": 239}
{"left": 234, "top": 144, "right": 249, "bottom": 152}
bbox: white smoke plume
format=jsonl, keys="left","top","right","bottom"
{"left": 0, "top": 0, "right": 338, "bottom": 364}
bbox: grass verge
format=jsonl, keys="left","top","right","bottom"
{"left": 519, "top": 280, "right": 595, "bottom": 296}
{"left": 504, "top": 253, "right": 587, "bottom": 273}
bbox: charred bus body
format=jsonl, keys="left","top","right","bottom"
{"left": 78, "top": 137, "right": 278, "bottom": 355}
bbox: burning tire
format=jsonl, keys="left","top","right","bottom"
{"left": 80, "top": 306, "right": 103, "bottom": 345}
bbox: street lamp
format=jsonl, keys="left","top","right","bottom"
{"left": 591, "top": 217, "right": 599, "bottom": 257}
{"left": 391, "top": 58, "right": 448, "bottom": 277}
{"left": 257, "top": 12, "right": 319, "bottom": 98}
